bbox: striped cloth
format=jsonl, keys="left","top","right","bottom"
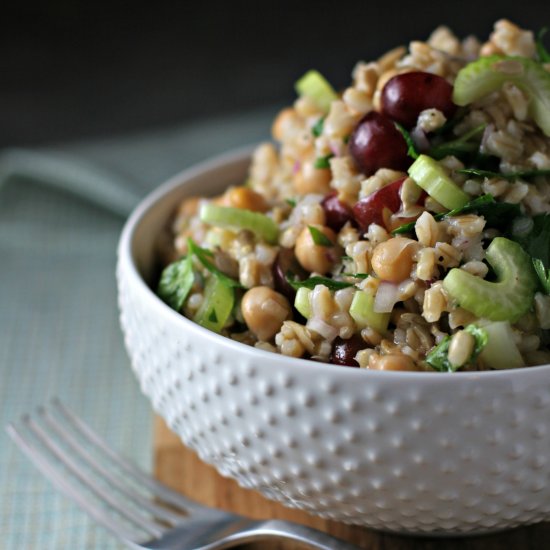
{"left": 0, "top": 107, "right": 275, "bottom": 549}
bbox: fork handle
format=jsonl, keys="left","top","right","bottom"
{"left": 223, "top": 519, "right": 362, "bottom": 550}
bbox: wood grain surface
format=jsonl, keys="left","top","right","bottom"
{"left": 154, "top": 416, "right": 550, "bottom": 549}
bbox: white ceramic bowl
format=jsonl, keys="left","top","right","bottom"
{"left": 117, "top": 146, "right": 550, "bottom": 534}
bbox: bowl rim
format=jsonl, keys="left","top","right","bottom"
{"left": 118, "top": 145, "right": 550, "bottom": 380}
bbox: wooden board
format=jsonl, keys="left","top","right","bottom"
{"left": 154, "top": 416, "right": 550, "bottom": 549}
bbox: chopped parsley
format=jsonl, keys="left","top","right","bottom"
{"left": 342, "top": 273, "right": 369, "bottom": 279}
{"left": 314, "top": 154, "right": 334, "bottom": 169}
{"left": 208, "top": 309, "right": 218, "bottom": 323}
{"left": 426, "top": 325, "right": 488, "bottom": 372}
{"left": 428, "top": 123, "right": 486, "bottom": 160}
{"left": 286, "top": 274, "right": 354, "bottom": 291}
{"left": 394, "top": 122, "right": 419, "bottom": 160}
{"left": 511, "top": 213, "right": 550, "bottom": 294}
{"left": 312, "top": 117, "right": 325, "bottom": 137}
{"left": 187, "top": 238, "right": 243, "bottom": 288}
{"left": 308, "top": 225, "right": 334, "bottom": 246}
{"left": 392, "top": 194, "right": 520, "bottom": 235}
{"left": 285, "top": 198, "right": 297, "bottom": 208}
{"left": 457, "top": 167, "right": 550, "bottom": 181}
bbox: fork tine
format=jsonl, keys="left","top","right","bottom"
{"left": 52, "top": 398, "right": 211, "bottom": 513}
{"left": 20, "top": 411, "right": 164, "bottom": 540}
{"left": 6, "top": 420, "right": 140, "bottom": 544}
{"left": 41, "top": 405, "right": 187, "bottom": 526}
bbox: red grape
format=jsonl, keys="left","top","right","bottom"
{"left": 352, "top": 177, "right": 406, "bottom": 230}
{"left": 321, "top": 193, "right": 354, "bottom": 231}
{"left": 381, "top": 71, "right": 457, "bottom": 128}
{"left": 348, "top": 112, "right": 410, "bottom": 176}
{"left": 330, "top": 335, "right": 364, "bottom": 367}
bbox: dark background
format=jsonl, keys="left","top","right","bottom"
{"left": 2, "top": 1, "right": 548, "bottom": 147}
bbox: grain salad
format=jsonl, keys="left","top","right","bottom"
{"left": 157, "top": 20, "right": 550, "bottom": 372}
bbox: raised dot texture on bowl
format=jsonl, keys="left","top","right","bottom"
{"left": 117, "top": 147, "right": 550, "bottom": 534}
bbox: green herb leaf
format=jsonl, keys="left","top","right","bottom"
{"left": 432, "top": 107, "right": 467, "bottom": 136}
{"left": 441, "top": 193, "right": 520, "bottom": 230}
{"left": 533, "top": 258, "right": 550, "bottom": 294}
{"left": 428, "top": 141, "right": 479, "bottom": 160}
{"left": 286, "top": 274, "right": 354, "bottom": 291}
{"left": 285, "top": 198, "right": 297, "bottom": 207}
{"left": 511, "top": 214, "right": 550, "bottom": 266}
{"left": 187, "top": 238, "right": 243, "bottom": 288}
{"left": 308, "top": 225, "right": 334, "bottom": 246}
{"left": 428, "top": 123, "right": 486, "bottom": 160}
{"left": 391, "top": 222, "right": 416, "bottom": 235}
{"left": 314, "top": 154, "right": 333, "bottom": 169}
{"left": 392, "top": 194, "right": 520, "bottom": 235}
{"left": 458, "top": 168, "right": 550, "bottom": 181}
{"left": 208, "top": 309, "right": 218, "bottom": 323}
{"left": 342, "top": 273, "right": 369, "bottom": 279}
{"left": 157, "top": 255, "right": 195, "bottom": 311}
{"left": 511, "top": 214, "right": 550, "bottom": 294}
{"left": 426, "top": 324, "right": 488, "bottom": 372}
{"left": 312, "top": 117, "right": 325, "bottom": 137}
{"left": 426, "top": 335, "right": 453, "bottom": 371}
{"left": 465, "top": 324, "right": 489, "bottom": 361}
{"left": 394, "top": 123, "right": 419, "bottom": 160}
{"left": 536, "top": 27, "right": 550, "bottom": 63}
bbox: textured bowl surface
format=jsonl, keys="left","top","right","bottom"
{"left": 117, "top": 147, "right": 550, "bottom": 534}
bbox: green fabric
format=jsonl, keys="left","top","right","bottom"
{"left": 0, "top": 106, "right": 276, "bottom": 549}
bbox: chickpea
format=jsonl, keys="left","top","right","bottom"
{"left": 295, "top": 225, "right": 340, "bottom": 275}
{"left": 241, "top": 286, "right": 291, "bottom": 341}
{"left": 223, "top": 186, "right": 268, "bottom": 212}
{"left": 293, "top": 160, "right": 332, "bottom": 195}
{"left": 368, "top": 352, "right": 416, "bottom": 371}
{"left": 272, "top": 107, "right": 301, "bottom": 141}
{"left": 371, "top": 237, "right": 416, "bottom": 282}
{"left": 177, "top": 196, "right": 201, "bottom": 217}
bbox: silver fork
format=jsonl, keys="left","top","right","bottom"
{"left": 6, "top": 399, "right": 360, "bottom": 550}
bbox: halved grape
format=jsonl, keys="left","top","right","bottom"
{"left": 321, "top": 192, "right": 354, "bottom": 231}
{"left": 349, "top": 112, "right": 410, "bottom": 175}
{"left": 352, "top": 177, "right": 405, "bottom": 230}
{"left": 382, "top": 71, "right": 457, "bottom": 128}
{"left": 453, "top": 55, "right": 550, "bottom": 136}
{"left": 330, "top": 335, "right": 363, "bottom": 367}
{"left": 443, "top": 237, "right": 537, "bottom": 322}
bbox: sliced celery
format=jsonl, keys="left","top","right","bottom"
{"left": 408, "top": 154, "right": 469, "bottom": 210}
{"left": 200, "top": 204, "right": 278, "bottom": 244}
{"left": 349, "top": 290, "right": 390, "bottom": 334}
{"left": 294, "top": 287, "right": 312, "bottom": 319}
{"left": 453, "top": 55, "right": 550, "bottom": 136}
{"left": 295, "top": 70, "right": 338, "bottom": 112}
{"left": 443, "top": 237, "right": 537, "bottom": 322}
{"left": 193, "top": 275, "right": 234, "bottom": 333}
{"left": 477, "top": 321, "right": 524, "bottom": 369}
